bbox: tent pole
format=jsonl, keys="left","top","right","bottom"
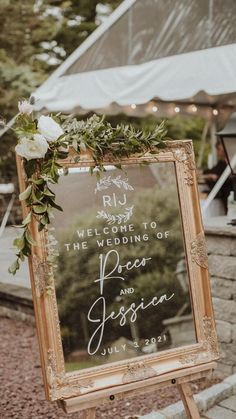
{"left": 210, "top": 118, "right": 217, "bottom": 166}
{"left": 0, "top": 114, "right": 18, "bottom": 139}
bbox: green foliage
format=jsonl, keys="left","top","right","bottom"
{"left": 55, "top": 187, "right": 186, "bottom": 352}
{"left": 63, "top": 115, "right": 167, "bottom": 172}
{"left": 0, "top": 0, "right": 122, "bottom": 182}
{"left": 53, "top": 0, "right": 121, "bottom": 56}
{"left": 107, "top": 114, "right": 210, "bottom": 168}
{"left": 9, "top": 111, "right": 167, "bottom": 275}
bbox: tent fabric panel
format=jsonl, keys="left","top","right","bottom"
{"left": 35, "top": 44, "right": 236, "bottom": 112}
{"left": 64, "top": 0, "right": 236, "bottom": 75}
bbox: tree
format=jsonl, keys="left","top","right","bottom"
{"left": 0, "top": 0, "right": 55, "bottom": 182}
{"left": 0, "top": 0, "right": 122, "bottom": 182}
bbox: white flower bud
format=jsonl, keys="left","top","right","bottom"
{"left": 18, "top": 100, "right": 34, "bottom": 115}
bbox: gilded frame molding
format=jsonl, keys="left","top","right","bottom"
{"left": 16, "top": 140, "right": 219, "bottom": 402}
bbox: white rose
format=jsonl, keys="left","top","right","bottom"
{"left": 15, "top": 134, "right": 49, "bottom": 160}
{"left": 38, "top": 115, "right": 64, "bottom": 142}
{"left": 18, "top": 100, "right": 34, "bottom": 115}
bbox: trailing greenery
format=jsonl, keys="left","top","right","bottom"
{"left": 9, "top": 111, "right": 167, "bottom": 275}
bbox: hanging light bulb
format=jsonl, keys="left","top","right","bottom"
{"left": 131, "top": 104, "right": 136, "bottom": 109}
{"left": 174, "top": 106, "right": 180, "bottom": 113}
{"left": 212, "top": 108, "right": 218, "bottom": 115}
{"left": 152, "top": 106, "right": 158, "bottom": 112}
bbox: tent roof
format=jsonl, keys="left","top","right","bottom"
{"left": 35, "top": 0, "right": 236, "bottom": 114}
{"left": 65, "top": 0, "right": 236, "bottom": 74}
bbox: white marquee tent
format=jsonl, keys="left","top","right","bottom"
{"left": 34, "top": 0, "right": 236, "bottom": 121}
{"left": 2, "top": 0, "right": 236, "bottom": 216}
{"left": 33, "top": 0, "right": 236, "bottom": 216}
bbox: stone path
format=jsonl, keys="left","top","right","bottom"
{"left": 0, "top": 316, "right": 222, "bottom": 419}
{"left": 201, "top": 394, "right": 236, "bottom": 418}
{"left": 142, "top": 374, "right": 236, "bottom": 419}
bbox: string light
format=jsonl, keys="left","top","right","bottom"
{"left": 126, "top": 101, "right": 219, "bottom": 116}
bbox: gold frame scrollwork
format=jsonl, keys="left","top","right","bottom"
{"left": 191, "top": 232, "right": 208, "bottom": 269}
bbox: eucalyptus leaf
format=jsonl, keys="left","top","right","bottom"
{"left": 13, "top": 236, "right": 25, "bottom": 251}
{"left": 43, "top": 188, "right": 55, "bottom": 197}
{"left": 8, "top": 259, "right": 20, "bottom": 275}
{"left": 48, "top": 200, "right": 63, "bottom": 212}
{"left": 33, "top": 204, "right": 47, "bottom": 214}
{"left": 25, "top": 229, "right": 36, "bottom": 246}
{"left": 19, "top": 185, "right": 32, "bottom": 201}
{"left": 72, "top": 139, "right": 78, "bottom": 151}
{"left": 19, "top": 252, "right": 25, "bottom": 262}
{"left": 22, "top": 242, "right": 31, "bottom": 256}
{"left": 40, "top": 213, "right": 50, "bottom": 225}
{"left": 22, "top": 212, "right": 32, "bottom": 225}
{"left": 38, "top": 222, "right": 45, "bottom": 232}
{"left": 24, "top": 160, "right": 37, "bottom": 178}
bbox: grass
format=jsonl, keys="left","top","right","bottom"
{"left": 65, "top": 359, "right": 101, "bottom": 372}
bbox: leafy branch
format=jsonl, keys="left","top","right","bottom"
{"left": 9, "top": 155, "right": 64, "bottom": 274}
{"left": 63, "top": 114, "right": 167, "bottom": 172}
{"left": 9, "top": 110, "right": 167, "bottom": 274}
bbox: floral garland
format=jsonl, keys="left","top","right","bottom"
{"left": 8, "top": 99, "right": 167, "bottom": 275}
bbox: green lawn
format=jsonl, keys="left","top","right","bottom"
{"left": 65, "top": 359, "right": 101, "bottom": 372}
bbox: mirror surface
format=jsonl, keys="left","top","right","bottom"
{"left": 51, "top": 163, "right": 196, "bottom": 372}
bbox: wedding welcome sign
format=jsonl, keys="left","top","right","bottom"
{"left": 16, "top": 141, "right": 219, "bottom": 412}
{"left": 53, "top": 161, "right": 192, "bottom": 366}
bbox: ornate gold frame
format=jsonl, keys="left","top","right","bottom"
{"left": 16, "top": 140, "right": 219, "bottom": 403}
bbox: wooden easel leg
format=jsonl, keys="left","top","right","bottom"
{"left": 81, "top": 407, "right": 96, "bottom": 419}
{"left": 178, "top": 382, "right": 200, "bottom": 419}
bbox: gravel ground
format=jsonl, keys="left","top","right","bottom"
{"left": 0, "top": 317, "right": 220, "bottom": 419}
